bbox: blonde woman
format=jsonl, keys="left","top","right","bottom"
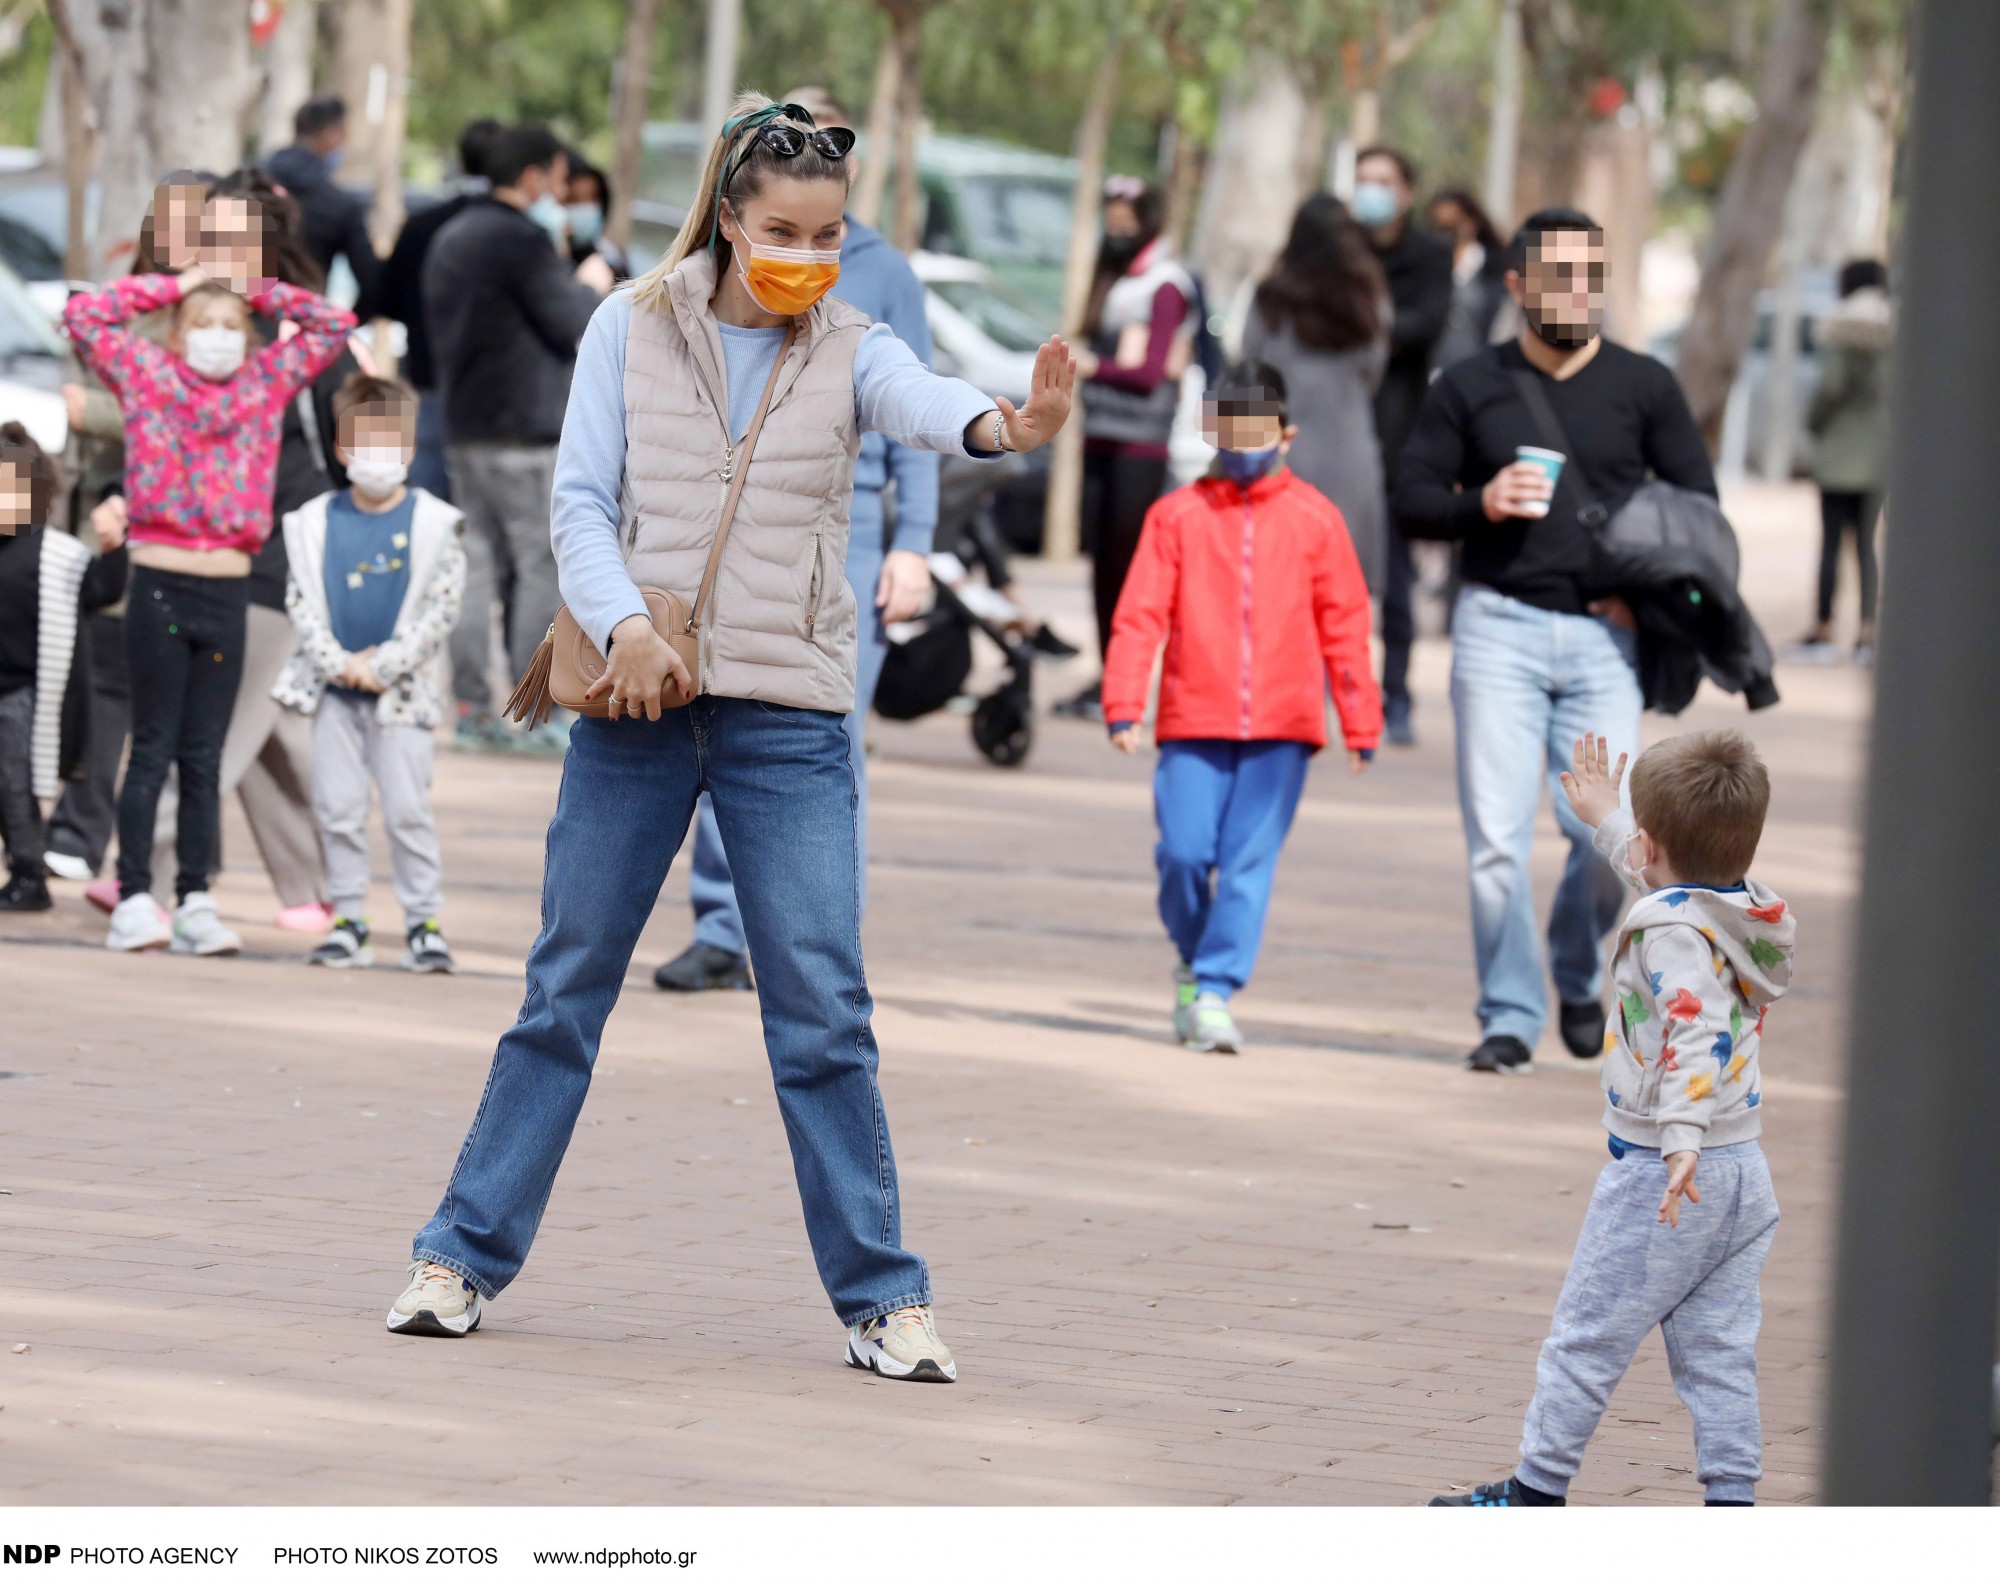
{"left": 387, "top": 95, "right": 1075, "bottom": 1383}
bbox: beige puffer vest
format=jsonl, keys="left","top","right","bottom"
{"left": 623, "top": 249, "right": 869, "bottom": 712}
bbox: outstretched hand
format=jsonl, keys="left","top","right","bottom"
{"left": 1558, "top": 734, "right": 1626, "bottom": 830}
{"left": 987, "top": 336, "right": 1077, "bottom": 455}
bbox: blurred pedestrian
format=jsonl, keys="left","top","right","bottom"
{"left": 0, "top": 424, "right": 127, "bottom": 913}
{"left": 274, "top": 375, "right": 465, "bottom": 974}
{"left": 1053, "top": 176, "right": 1192, "bottom": 722}
{"left": 1102, "top": 362, "right": 1380, "bottom": 1054}
{"left": 263, "top": 94, "right": 382, "bottom": 315}
{"left": 1796, "top": 257, "right": 1892, "bottom": 665}
{"left": 1393, "top": 208, "right": 1715, "bottom": 1074}
{"left": 425, "top": 124, "right": 611, "bottom": 754}
{"left": 1426, "top": 187, "right": 1510, "bottom": 372}
{"left": 652, "top": 84, "right": 941, "bottom": 994}
{"left": 388, "top": 93, "right": 1074, "bottom": 1383}
{"left": 1353, "top": 146, "right": 1452, "bottom": 746}
{"left": 559, "top": 150, "right": 630, "bottom": 282}
{"left": 378, "top": 119, "right": 504, "bottom": 501}
{"left": 1241, "top": 193, "right": 1389, "bottom": 591}
{"left": 63, "top": 251, "right": 354, "bottom": 955}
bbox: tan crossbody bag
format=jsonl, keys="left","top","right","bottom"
{"left": 504, "top": 322, "right": 799, "bottom": 727}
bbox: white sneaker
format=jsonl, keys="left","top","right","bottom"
{"left": 170, "top": 891, "right": 241, "bottom": 957}
{"left": 1176, "top": 991, "right": 1243, "bottom": 1054}
{"left": 105, "top": 892, "right": 172, "bottom": 952}
{"left": 386, "top": 1261, "right": 483, "bottom": 1336}
{"left": 43, "top": 851, "right": 94, "bottom": 882}
{"left": 845, "top": 1304, "right": 957, "bottom": 1382}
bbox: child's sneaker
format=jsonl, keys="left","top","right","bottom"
{"left": 402, "top": 920, "right": 456, "bottom": 974}
{"left": 1429, "top": 1477, "right": 1565, "bottom": 1507}
{"left": 307, "top": 916, "right": 374, "bottom": 968}
{"left": 1175, "top": 990, "right": 1242, "bottom": 1054}
{"left": 170, "top": 892, "right": 241, "bottom": 956}
{"left": 386, "top": 1261, "right": 482, "bottom": 1336}
{"left": 845, "top": 1304, "right": 957, "bottom": 1382}
{"left": 105, "top": 891, "right": 172, "bottom": 951}
{"left": 0, "top": 872, "right": 52, "bottom": 911}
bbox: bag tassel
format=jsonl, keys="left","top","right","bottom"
{"left": 504, "top": 629, "right": 557, "bottom": 729}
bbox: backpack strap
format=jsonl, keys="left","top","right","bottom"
{"left": 1511, "top": 367, "right": 1608, "bottom": 528}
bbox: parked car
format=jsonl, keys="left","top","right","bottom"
{"left": 0, "top": 150, "right": 94, "bottom": 318}
{"left": 0, "top": 254, "right": 71, "bottom": 453}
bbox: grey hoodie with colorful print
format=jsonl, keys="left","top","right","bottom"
{"left": 1592, "top": 808, "right": 1796, "bottom": 1157}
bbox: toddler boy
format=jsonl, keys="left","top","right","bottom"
{"left": 273, "top": 375, "right": 465, "bottom": 971}
{"left": 1432, "top": 729, "right": 1793, "bottom": 1507}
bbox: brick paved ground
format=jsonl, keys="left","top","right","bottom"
{"left": 3, "top": 483, "right": 1872, "bottom": 1505}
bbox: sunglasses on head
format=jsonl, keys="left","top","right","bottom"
{"left": 710, "top": 104, "right": 856, "bottom": 251}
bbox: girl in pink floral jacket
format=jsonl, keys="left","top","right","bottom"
{"left": 62, "top": 267, "right": 354, "bottom": 956}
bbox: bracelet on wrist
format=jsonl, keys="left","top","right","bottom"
{"left": 991, "top": 411, "right": 1016, "bottom": 454}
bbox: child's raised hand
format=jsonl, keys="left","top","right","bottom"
{"left": 1559, "top": 734, "right": 1626, "bottom": 829}
{"left": 1658, "top": 1150, "right": 1700, "bottom": 1228}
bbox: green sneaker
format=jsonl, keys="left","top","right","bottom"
{"left": 1175, "top": 990, "right": 1242, "bottom": 1054}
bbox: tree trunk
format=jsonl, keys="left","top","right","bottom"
{"left": 1346, "top": 85, "right": 1380, "bottom": 151}
{"left": 49, "top": 0, "right": 257, "bottom": 277}
{"left": 851, "top": 29, "right": 898, "bottom": 228}
{"left": 1572, "top": 111, "right": 1653, "bottom": 347}
{"left": 699, "top": 0, "right": 742, "bottom": 136}
{"left": 364, "top": 0, "right": 411, "bottom": 253}
{"left": 887, "top": 0, "right": 925, "bottom": 254}
{"left": 258, "top": 0, "right": 319, "bottom": 156}
{"left": 607, "top": 0, "right": 666, "bottom": 253}
{"left": 1674, "top": 0, "right": 1836, "bottom": 447}
{"left": 1042, "top": 33, "right": 1121, "bottom": 564}
{"left": 1482, "top": 0, "right": 1523, "bottom": 228}
{"left": 58, "top": 41, "right": 93, "bottom": 278}
{"left": 1193, "top": 54, "right": 1310, "bottom": 317}
{"left": 1160, "top": 118, "right": 1203, "bottom": 257}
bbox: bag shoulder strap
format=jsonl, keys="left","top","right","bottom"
{"left": 685, "top": 322, "right": 799, "bottom": 634}
{"left": 1510, "top": 367, "right": 1607, "bottom": 527}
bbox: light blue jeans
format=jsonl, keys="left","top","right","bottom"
{"left": 413, "top": 696, "right": 930, "bottom": 1326}
{"left": 1517, "top": 1140, "right": 1779, "bottom": 1503}
{"left": 1449, "top": 585, "right": 1642, "bottom": 1046}
{"left": 1155, "top": 738, "right": 1313, "bottom": 999}
{"left": 691, "top": 541, "right": 888, "bottom": 956}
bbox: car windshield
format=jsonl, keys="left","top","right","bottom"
{"left": 929, "top": 276, "right": 1051, "bottom": 353}
{"left": 0, "top": 264, "right": 62, "bottom": 362}
{"left": 953, "top": 177, "right": 1073, "bottom": 267}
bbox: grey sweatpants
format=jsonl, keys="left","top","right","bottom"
{"left": 0, "top": 685, "right": 44, "bottom": 876}
{"left": 1517, "top": 1139, "right": 1779, "bottom": 1504}
{"left": 445, "top": 442, "right": 560, "bottom": 713}
{"left": 312, "top": 689, "right": 443, "bottom": 932}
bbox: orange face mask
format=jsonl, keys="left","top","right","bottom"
{"left": 736, "top": 241, "right": 841, "bottom": 316}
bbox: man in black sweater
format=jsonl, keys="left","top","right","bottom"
{"left": 264, "top": 94, "right": 382, "bottom": 319}
{"left": 377, "top": 118, "right": 502, "bottom": 502}
{"left": 1392, "top": 207, "right": 1716, "bottom": 1075}
{"left": 425, "top": 124, "right": 611, "bottom": 749}
{"left": 1355, "top": 146, "right": 1454, "bottom": 746}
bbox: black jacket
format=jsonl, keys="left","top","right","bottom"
{"left": 379, "top": 191, "right": 478, "bottom": 391}
{"left": 1369, "top": 221, "right": 1455, "bottom": 476}
{"left": 1593, "top": 482, "right": 1780, "bottom": 716}
{"left": 264, "top": 145, "right": 382, "bottom": 318}
{"left": 423, "top": 198, "right": 600, "bottom": 447}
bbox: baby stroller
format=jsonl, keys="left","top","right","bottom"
{"left": 873, "top": 454, "right": 1054, "bottom": 767}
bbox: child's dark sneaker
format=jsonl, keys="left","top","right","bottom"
{"left": 307, "top": 916, "right": 373, "bottom": 968}
{"left": 1559, "top": 999, "right": 1606, "bottom": 1060}
{"left": 402, "top": 920, "right": 456, "bottom": 974}
{"left": 1429, "top": 1477, "right": 1565, "bottom": 1507}
{"left": 0, "top": 872, "right": 53, "bottom": 911}
{"left": 1466, "top": 1033, "right": 1532, "bottom": 1074}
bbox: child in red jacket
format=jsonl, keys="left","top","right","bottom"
{"left": 1104, "top": 361, "right": 1382, "bottom": 1053}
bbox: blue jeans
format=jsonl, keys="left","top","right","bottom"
{"left": 1154, "top": 738, "right": 1312, "bottom": 999}
{"left": 1449, "top": 585, "right": 1641, "bottom": 1046}
{"left": 413, "top": 696, "right": 931, "bottom": 1326}
{"left": 691, "top": 541, "right": 888, "bottom": 956}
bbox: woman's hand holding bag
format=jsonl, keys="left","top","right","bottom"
{"left": 589, "top": 617, "right": 696, "bottom": 722}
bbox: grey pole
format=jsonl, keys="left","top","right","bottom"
{"left": 1823, "top": 0, "right": 2000, "bottom": 1505}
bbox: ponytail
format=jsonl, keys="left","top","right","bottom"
{"left": 631, "top": 89, "right": 852, "bottom": 313}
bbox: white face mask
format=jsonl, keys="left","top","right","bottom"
{"left": 183, "top": 325, "right": 247, "bottom": 381}
{"left": 1611, "top": 827, "right": 1656, "bottom": 892}
{"left": 345, "top": 449, "right": 409, "bottom": 499}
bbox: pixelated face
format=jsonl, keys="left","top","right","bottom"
{"left": 336, "top": 407, "right": 417, "bottom": 466}
{"left": 1516, "top": 228, "right": 1606, "bottom": 348}
{"left": 1201, "top": 395, "right": 1286, "bottom": 453}
{"left": 0, "top": 460, "right": 31, "bottom": 533}
{"left": 153, "top": 181, "right": 208, "bottom": 271}
{"left": 201, "top": 196, "right": 276, "bottom": 294}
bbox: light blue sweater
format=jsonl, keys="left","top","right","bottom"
{"left": 551, "top": 288, "right": 998, "bottom": 654}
